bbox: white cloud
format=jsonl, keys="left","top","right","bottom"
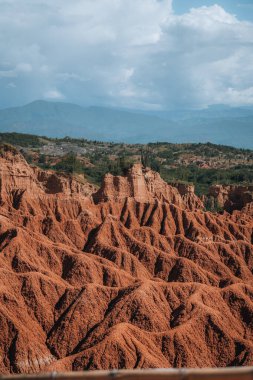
{"left": 0, "top": 0, "right": 253, "bottom": 109}
{"left": 16, "top": 63, "right": 33, "bottom": 73}
{"left": 225, "top": 86, "right": 253, "bottom": 105}
{"left": 44, "top": 89, "right": 65, "bottom": 100}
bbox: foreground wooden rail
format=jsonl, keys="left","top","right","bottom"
{"left": 1, "top": 367, "right": 253, "bottom": 380}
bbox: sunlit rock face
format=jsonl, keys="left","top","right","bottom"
{"left": 0, "top": 145, "right": 253, "bottom": 374}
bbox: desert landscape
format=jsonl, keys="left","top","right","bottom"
{"left": 0, "top": 143, "right": 253, "bottom": 374}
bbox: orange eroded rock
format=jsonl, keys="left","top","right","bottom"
{"left": 0, "top": 146, "right": 253, "bottom": 374}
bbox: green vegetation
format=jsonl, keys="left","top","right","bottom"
{"left": 0, "top": 143, "right": 19, "bottom": 156}
{"left": 53, "top": 153, "right": 84, "bottom": 174}
{"left": 205, "top": 198, "right": 224, "bottom": 213}
{"left": 59, "top": 155, "right": 134, "bottom": 185}
{"left": 0, "top": 132, "right": 252, "bottom": 193}
{"left": 160, "top": 164, "right": 253, "bottom": 195}
{"left": 0, "top": 132, "right": 46, "bottom": 147}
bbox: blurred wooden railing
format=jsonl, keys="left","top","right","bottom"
{"left": 1, "top": 367, "right": 253, "bottom": 380}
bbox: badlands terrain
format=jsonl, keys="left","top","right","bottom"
{"left": 0, "top": 144, "right": 253, "bottom": 373}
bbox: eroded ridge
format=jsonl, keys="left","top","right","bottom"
{"left": 0, "top": 145, "right": 253, "bottom": 374}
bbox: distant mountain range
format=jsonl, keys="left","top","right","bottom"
{"left": 0, "top": 100, "right": 252, "bottom": 148}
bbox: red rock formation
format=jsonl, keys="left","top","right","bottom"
{"left": 93, "top": 164, "right": 204, "bottom": 212}
{"left": 168, "top": 182, "right": 204, "bottom": 211}
{"left": 0, "top": 145, "right": 253, "bottom": 374}
{"left": 208, "top": 184, "right": 253, "bottom": 212}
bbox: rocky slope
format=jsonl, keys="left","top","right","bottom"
{"left": 0, "top": 145, "right": 253, "bottom": 374}
{"left": 208, "top": 184, "right": 253, "bottom": 212}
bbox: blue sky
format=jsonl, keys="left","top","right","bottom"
{"left": 1, "top": 0, "right": 253, "bottom": 110}
{"left": 174, "top": 0, "right": 253, "bottom": 21}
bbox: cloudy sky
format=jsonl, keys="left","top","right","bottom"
{"left": 1, "top": 0, "right": 253, "bottom": 110}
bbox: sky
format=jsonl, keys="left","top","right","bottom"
{"left": 1, "top": 0, "right": 253, "bottom": 110}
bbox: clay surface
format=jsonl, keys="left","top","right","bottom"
{"left": 0, "top": 146, "right": 253, "bottom": 374}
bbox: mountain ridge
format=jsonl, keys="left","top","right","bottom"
{"left": 0, "top": 100, "right": 252, "bottom": 148}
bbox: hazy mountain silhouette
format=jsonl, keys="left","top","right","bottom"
{"left": 0, "top": 100, "right": 252, "bottom": 148}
